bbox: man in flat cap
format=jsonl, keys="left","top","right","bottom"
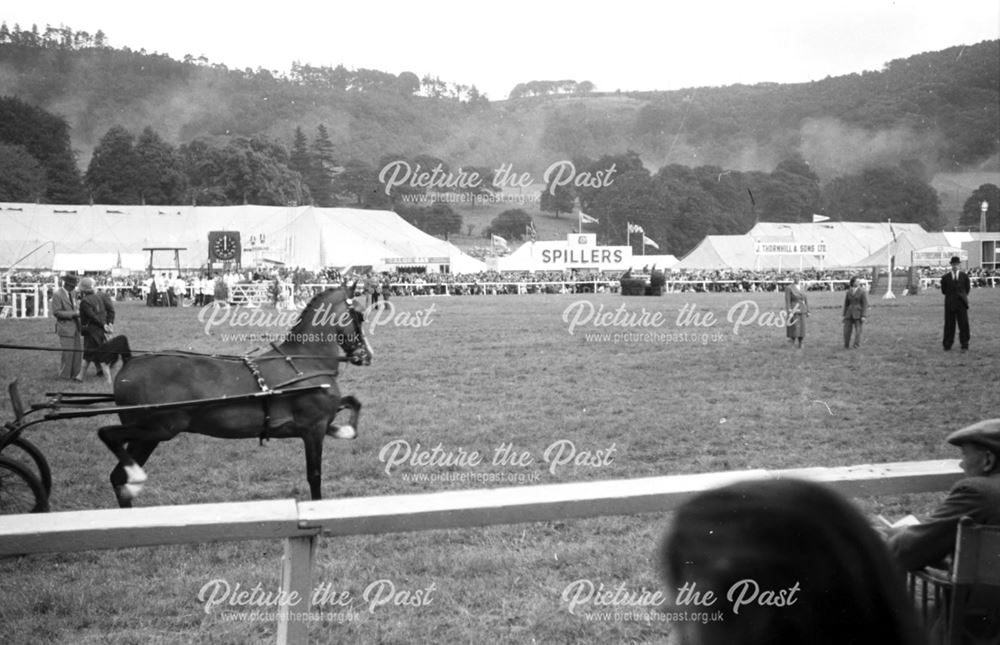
{"left": 51, "top": 274, "right": 82, "bottom": 380}
{"left": 940, "top": 255, "right": 971, "bottom": 351}
{"left": 888, "top": 419, "right": 1000, "bottom": 571}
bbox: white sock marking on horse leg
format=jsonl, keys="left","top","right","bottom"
{"left": 124, "top": 463, "right": 147, "bottom": 483}
{"left": 122, "top": 483, "right": 144, "bottom": 499}
{"left": 331, "top": 425, "right": 356, "bottom": 440}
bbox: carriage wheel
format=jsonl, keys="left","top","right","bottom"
{"left": 0, "top": 455, "right": 48, "bottom": 513}
{"left": 5, "top": 437, "right": 52, "bottom": 495}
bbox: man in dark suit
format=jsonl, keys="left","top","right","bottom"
{"left": 887, "top": 419, "right": 1000, "bottom": 571}
{"left": 842, "top": 276, "right": 868, "bottom": 349}
{"left": 940, "top": 255, "right": 971, "bottom": 351}
{"left": 51, "top": 274, "right": 82, "bottom": 380}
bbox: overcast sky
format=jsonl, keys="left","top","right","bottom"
{"left": 4, "top": 0, "right": 999, "bottom": 99}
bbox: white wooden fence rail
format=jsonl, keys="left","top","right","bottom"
{"left": 0, "top": 459, "right": 962, "bottom": 644}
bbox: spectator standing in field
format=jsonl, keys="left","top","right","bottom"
{"left": 842, "top": 276, "right": 869, "bottom": 349}
{"left": 661, "top": 478, "right": 925, "bottom": 645}
{"left": 51, "top": 274, "right": 82, "bottom": 380}
{"left": 784, "top": 274, "right": 809, "bottom": 349}
{"left": 940, "top": 255, "right": 971, "bottom": 351}
{"left": 95, "top": 285, "right": 116, "bottom": 379}
{"left": 144, "top": 275, "right": 157, "bottom": 306}
{"left": 77, "top": 277, "right": 111, "bottom": 384}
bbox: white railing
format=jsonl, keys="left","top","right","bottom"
{"left": 0, "top": 460, "right": 961, "bottom": 644}
{"left": 0, "top": 285, "right": 49, "bottom": 319}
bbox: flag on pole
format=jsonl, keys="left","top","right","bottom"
{"left": 491, "top": 234, "right": 509, "bottom": 249}
{"left": 812, "top": 214, "right": 830, "bottom": 223}
{"left": 642, "top": 235, "right": 659, "bottom": 249}
{"left": 888, "top": 219, "right": 897, "bottom": 242}
{"left": 579, "top": 212, "right": 599, "bottom": 225}
{"left": 627, "top": 223, "right": 644, "bottom": 234}
{"left": 526, "top": 221, "right": 537, "bottom": 242}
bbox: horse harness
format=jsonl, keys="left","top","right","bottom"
{"left": 242, "top": 343, "right": 341, "bottom": 445}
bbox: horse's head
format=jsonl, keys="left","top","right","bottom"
{"left": 289, "top": 284, "right": 373, "bottom": 365}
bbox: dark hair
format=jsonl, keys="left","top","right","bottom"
{"left": 660, "top": 479, "right": 925, "bottom": 645}
{"left": 849, "top": 276, "right": 858, "bottom": 287}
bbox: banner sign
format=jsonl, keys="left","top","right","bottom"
{"left": 539, "top": 246, "right": 632, "bottom": 269}
{"left": 384, "top": 257, "right": 450, "bottom": 265}
{"left": 753, "top": 240, "right": 827, "bottom": 256}
{"left": 912, "top": 246, "right": 967, "bottom": 266}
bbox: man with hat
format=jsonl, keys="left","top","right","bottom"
{"left": 51, "top": 274, "right": 82, "bottom": 380}
{"left": 940, "top": 255, "right": 971, "bottom": 351}
{"left": 888, "top": 419, "right": 1000, "bottom": 571}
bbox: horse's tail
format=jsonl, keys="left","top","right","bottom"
{"left": 103, "top": 334, "right": 133, "bottom": 365}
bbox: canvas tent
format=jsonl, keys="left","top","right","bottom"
{"left": 0, "top": 203, "right": 486, "bottom": 273}
{"left": 850, "top": 231, "right": 973, "bottom": 267}
{"left": 674, "top": 221, "right": 927, "bottom": 270}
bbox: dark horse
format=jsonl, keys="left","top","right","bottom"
{"left": 97, "top": 285, "right": 372, "bottom": 507}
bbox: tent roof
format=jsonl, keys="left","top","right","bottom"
{"left": 51, "top": 252, "right": 147, "bottom": 272}
{"left": 850, "top": 231, "right": 974, "bottom": 267}
{"left": 675, "top": 221, "right": 928, "bottom": 270}
{"left": 0, "top": 203, "right": 485, "bottom": 272}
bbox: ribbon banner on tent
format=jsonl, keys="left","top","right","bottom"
{"left": 911, "top": 246, "right": 967, "bottom": 266}
{"left": 753, "top": 240, "right": 828, "bottom": 256}
{"left": 384, "top": 257, "right": 450, "bottom": 265}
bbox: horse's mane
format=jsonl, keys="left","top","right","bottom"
{"left": 287, "top": 285, "right": 348, "bottom": 337}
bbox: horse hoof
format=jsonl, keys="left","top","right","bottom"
{"left": 121, "top": 483, "right": 144, "bottom": 499}
{"left": 124, "top": 464, "right": 147, "bottom": 484}
{"left": 331, "top": 425, "right": 357, "bottom": 440}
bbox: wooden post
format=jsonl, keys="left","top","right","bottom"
{"left": 276, "top": 534, "right": 316, "bottom": 645}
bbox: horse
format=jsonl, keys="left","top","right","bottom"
{"left": 97, "top": 285, "right": 372, "bottom": 508}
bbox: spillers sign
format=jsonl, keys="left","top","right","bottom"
{"left": 539, "top": 234, "right": 631, "bottom": 270}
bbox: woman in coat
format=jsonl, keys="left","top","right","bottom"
{"left": 785, "top": 274, "right": 810, "bottom": 348}
{"left": 78, "top": 277, "right": 111, "bottom": 383}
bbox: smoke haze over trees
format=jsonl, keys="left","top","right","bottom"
{"left": 0, "top": 22, "right": 997, "bottom": 251}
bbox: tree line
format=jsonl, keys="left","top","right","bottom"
{"left": 2, "top": 25, "right": 995, "bottom": 185}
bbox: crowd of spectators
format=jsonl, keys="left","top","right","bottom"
{"left": 2, "top": 265, "right": 998, "bottom": 311}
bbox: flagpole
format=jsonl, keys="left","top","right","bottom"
{"left": 627, "top": 223, "right": 631, "bottom": 249}
{"left": 884, "top": 218, "right": 896, "bottom": 299}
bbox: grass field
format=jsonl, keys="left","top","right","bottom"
{"left": 1, "top": 287, "right": 998, "bottom": 644}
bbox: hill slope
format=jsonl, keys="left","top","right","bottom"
{"left": 0, "top": 36, "right": 996, "bottom": 179}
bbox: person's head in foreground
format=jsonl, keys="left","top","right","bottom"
{"left": 660, "top": 478, "right": 925, "bottom": 645}
{"left": 949, "top": 419, "right": 1000, "bottom": 478}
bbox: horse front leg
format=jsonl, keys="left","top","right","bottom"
{"left": 328, "top": 395, "right": 361, "bottom": 440}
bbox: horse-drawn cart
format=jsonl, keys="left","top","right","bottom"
{"left": 0, "top": 380, "right": 339, "bottom": 514}
{"left": 0, "top": 284, "right": 371, "bottom": 514}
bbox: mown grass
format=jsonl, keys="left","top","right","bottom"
{"left": 0, "top": 287, "right": 998, "bottom": 644}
